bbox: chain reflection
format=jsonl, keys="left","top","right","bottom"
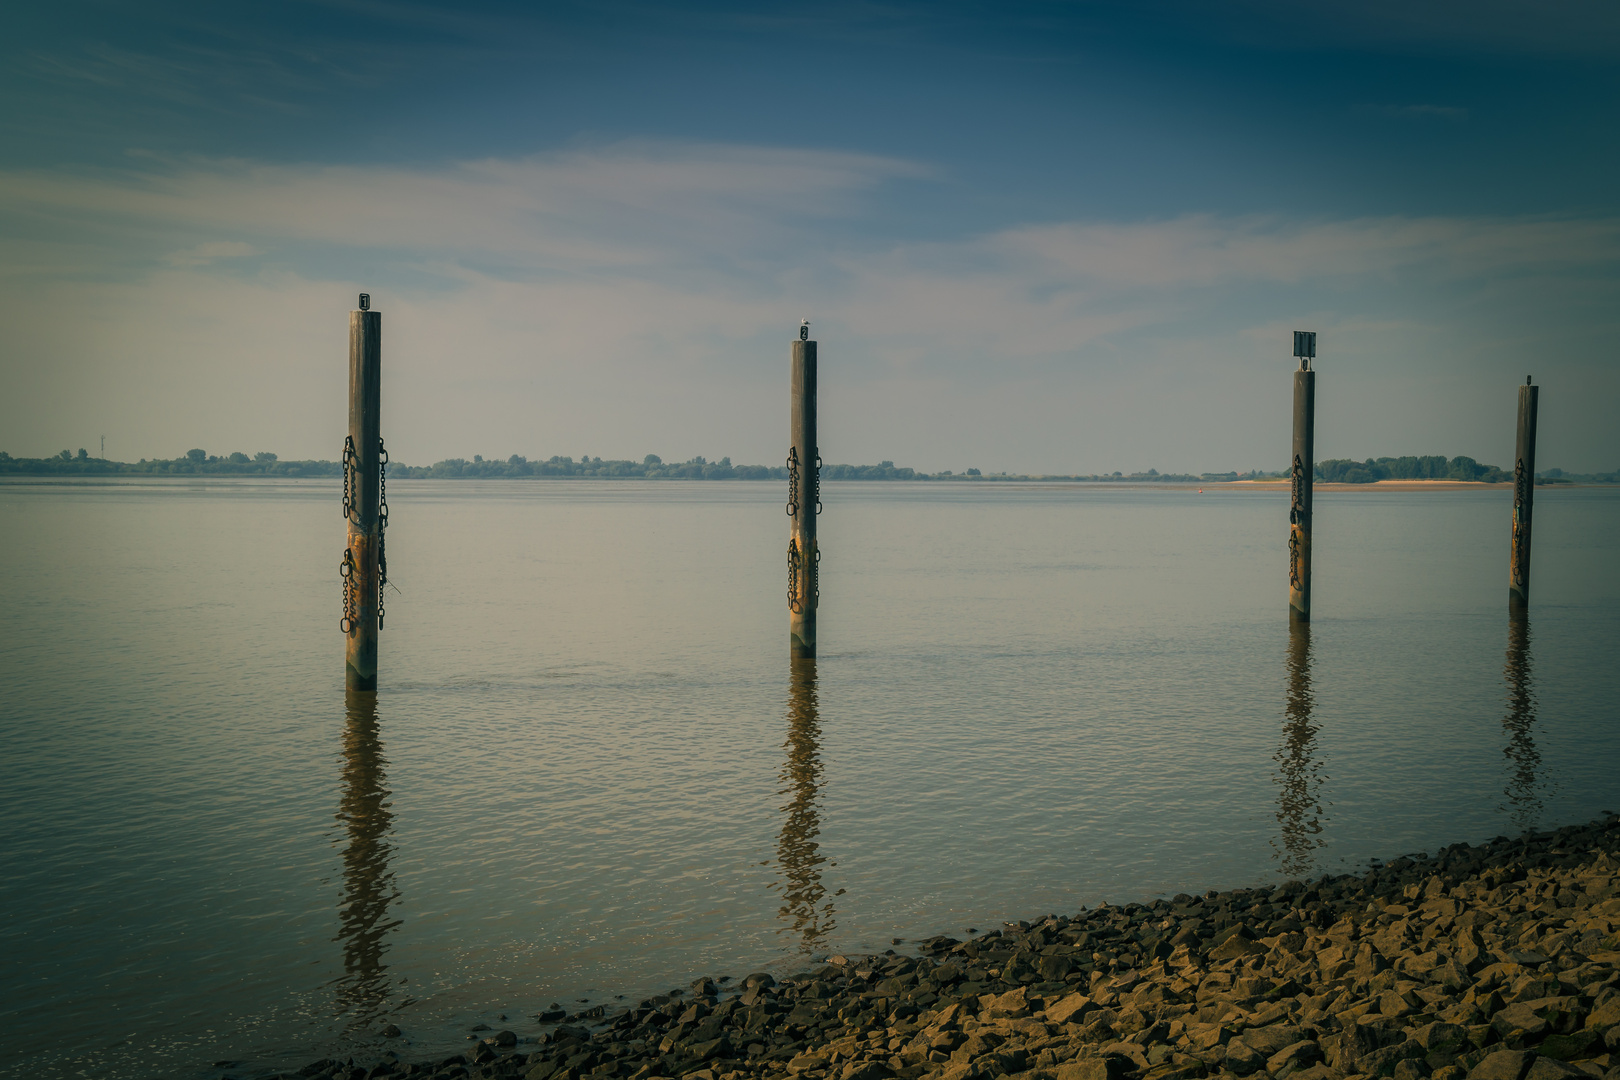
{"left": 771, "top": 659, "right": 839, "bottom": 953}
{"left": 1273, "top": 621, "right": 1328, "bottom": 877}
{"left": 333, "top": 689, "right": 402, "bottom": 1028}
{"left": 1501, "top": 615, "right": 1544, "bottom": 833}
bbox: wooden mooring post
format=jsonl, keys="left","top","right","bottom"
{"left": 1509, "top": 376, "right": 1539, "bottom": 616}
{"left": 343, "top": 294, "right": 383, "bottom": 690}
{"left": 788, "top": 321, "right": 818, "bottom": 658}
{"left": 1289, "top": 331, "right": 1316, "bottom": 621}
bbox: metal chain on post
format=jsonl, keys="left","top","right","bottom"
{"left": 341, "top": 436, "right": 358, "bottom": 522}
{"left": 340, "top": 548, "right": 357, "bottom": 635}
{"left": 814, "top": 543, "right": 820, "bottom": 609}
{"left": 787, "top": 538, "right": 802, "bottom": 613}
{"left": 1511, "top": 459, "right": 1528, "bottom": 589}
{"left": 377, "top": 436, "right": 389, "bottom": 630}
{"left": 785, "top": 447, "right": 800, "bottom": 517}
{"left": 814, "top": 451, "right": 823, "bottom": 515}
{"left": 1288, "top": 454, "right": 1305, "bottom": 526}
{"left": 340, "top": 433, "right": 358, "bottom": 634}
{"left": 1288, "top": 453, "right": 1306, "bottom": 590}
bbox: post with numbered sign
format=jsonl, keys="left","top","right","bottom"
{"left": 788, "top": 321, "right": 819, "bottom": 658}
{"left": 1289, "top": 331, "right": 1316, "bottom": 622}
{"left": 342, "top": 293, "right": 385, "bottom": 690}
{"left": 1509, "top": 376, "right": 1539, "bottom": 617}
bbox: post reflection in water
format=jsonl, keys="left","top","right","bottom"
{"left": 1273, "top": 621, "right": 1328, "bottom": 877}
{"left": 1501, "top": 616, "right": 1544, "bottom": 833}
{"left": 333, "top": 689, "right": 402, "bottom": 1027}
{"left": 771, "top": 659, "right": 839, "bottom": 954}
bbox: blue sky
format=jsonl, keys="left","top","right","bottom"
{"left": 2, "top": 0, "right": 1617, "bottom": 472}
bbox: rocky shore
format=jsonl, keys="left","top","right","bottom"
{"left": 294, "top": 816, "right": 1620, "bottom": 1080}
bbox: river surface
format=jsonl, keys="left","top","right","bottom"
{"left": 2, "top": 479, "right": 1617, "bottom": 1079}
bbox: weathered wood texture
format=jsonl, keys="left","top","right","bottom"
{"left": 346, "top": 308, "right": 381, "bottom": 690}
{"left": 1288, "top": 368, "right": 1315, "bottom": 621}
{"left": 789, "top": 340, "right": 818, "bottom": 658}
{"left": 1509, "top": 380, "right": 1539, "bottom": 615}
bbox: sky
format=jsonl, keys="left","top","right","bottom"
{"left": 2, "top": 0, "right": 1617, "bottom": 474}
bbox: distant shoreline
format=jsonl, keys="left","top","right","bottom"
{"left": 2, "top": 452, "right": 1610, "bottom": 486}
{"left": 6, "top": 476, "right": 1610, "bottom": 492}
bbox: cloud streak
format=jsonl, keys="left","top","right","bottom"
{"left": 1, "top": 142, "right": 1617, "bottom": 472}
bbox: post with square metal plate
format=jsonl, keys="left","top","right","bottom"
{"left": 1289, "top": 331, "right": 1316, "bottom": 622}
{"left": 1509, "top": 376, "right": 1539, "bottom": 616}
{"left": 788, "top": 321, "right": 819, "bottom": 658}
{"left": 342, "top": 293, "right": 386, "bottom": 690}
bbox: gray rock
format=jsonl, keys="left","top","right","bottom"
{"left": 1055, "top": 1056, "right": 1132, "bottom": 1080}
{"left": 840, "top": 1063, "right": 892, "bottom": 1080}
{"left": 1468, "top": 1050, "right": 1536, "bottom": 1080}
{"left": 1393, "top": 1060, "right": 1431, "bottom": 1080}
{"left": 1494, "top": 1004, "right": 1551, "bottom": 1039}
{"left": 1267, "top": 1040, "right": 1323, "bottom": 1074}
{"left": 1243, "top": 1025, "right": 1305, "bottom": 1057}
{"left": 1524, "top": 1060, "right": 1588, "bottom": 1080}
{"left": 1535, "top": 1030, "right": 1603, "bottom": 1061}
{"left": 1223, "top": 1040, "right": 1266, "bottom": 1075}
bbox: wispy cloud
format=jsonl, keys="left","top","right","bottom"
{"left": 2, "top": 142, "right": 1617, "bottom": 470}
{"left": 165, "top": 240, "right": 259, "bottom": 267}
{"left": 0, "top": 143, "right": 929, "bottom": 272}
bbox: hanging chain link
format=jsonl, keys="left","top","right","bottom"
{"left": 341, "top": 435, "right": 358, "bottom": 522}
{"left": 786, "top": 448, "right": 822, "bottom": 609}
{"left": 377, "top": 436, "right": 389, "bottom": 630}
{"left": 340, "top": 547, "right": 357, "bottom": 635}
{"left": 1511, "top": 459, "right": 1528, "bottom": 587}
{"left": 814, "top": 451, "right": 823, "bottom": 515}
{"left": 1288, "top": 453, "right": 1305, "bottom": 525}
{"left": 787, "top": 538, "right": 802, "bottom": 613}
{"left": 338, "top": 434, "right": 391, "bottom": 632}
{"left": 1288, "top": 453, "right": 1306, "bottom": 590}
{"left": 341, "top": 433, "right": 358, "bottom": 634}
{"left": 785, "top": 447, "right": 800, "bottom": 517}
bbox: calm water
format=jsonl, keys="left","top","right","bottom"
{"left": 2, "top": 479, "right": 1617, "bottom": 1079}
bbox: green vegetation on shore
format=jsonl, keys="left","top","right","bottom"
{"left": 1315, "top": 457, "right": 1510, "bottom": 484}
{"left": 3, "top": 449, "right": 1615, "bottom": 483}
{"left": 0, "top": 448, "right": 339, "bottom": 477}
{"left": 0, "top": 449, "right": 1245, "bottom": 482}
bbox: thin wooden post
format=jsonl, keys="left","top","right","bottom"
{"left": 344, "top": 294, "right": 382, "bottom": 690}
{"left": 1289, "top": 331, "right": 1316, "bottom": 621}
{"left": 788, "top": 322, "right": 818, "bottom": 658}
{"left": 1509, "top": 376, "right": 1539, "bottom": 616}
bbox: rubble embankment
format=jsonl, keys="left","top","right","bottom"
{"left": 299, "top": 815, "right": 1620, "bottom": 1080}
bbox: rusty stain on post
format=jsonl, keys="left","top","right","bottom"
{"left": 788, "top": 325, "right": 818, "bottom": 658}
{"left": 1509, "top": 377, "right": 1538, "bottom": 616}
{"left": 345, "top": 296, "right": 382, "bottom": 690}
{"left": 1289, "top": 332, "right": 1316, "bottom": 622}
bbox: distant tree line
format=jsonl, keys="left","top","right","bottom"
{"left": 2, "top": 448, "right": 1613, "bottom": 483}
{"left": 0, "top": 448, "right": 338, "bottom": 476}
{"left": 1315, "top": 455, "right": 1509, "bottom": 484}
{"left": 1310, "top": 456, "right": 1619, "bottom": 485}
